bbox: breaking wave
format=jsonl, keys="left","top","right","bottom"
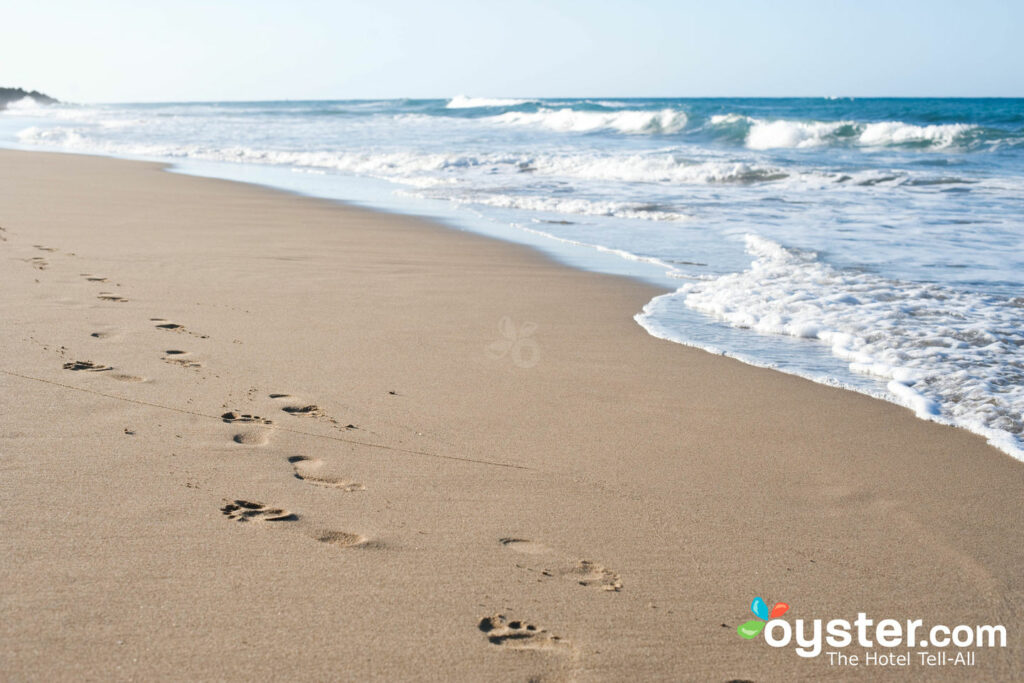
{"left": 707, "top": 114, "right": 987, "bottom": 150}
{"left": 490, "top": 108, "right": 689, "bottom": 134}
{"left": 446, "top": 95, "right": 535, "bottom": 109}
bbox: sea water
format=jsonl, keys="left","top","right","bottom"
{"left": 2, "top": 96, "right": 1022, "bottom": 459}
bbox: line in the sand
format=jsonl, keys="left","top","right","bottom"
{"left": 0, "top": 369, "right": 531, "bottom": 471}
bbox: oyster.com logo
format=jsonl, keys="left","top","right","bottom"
{"left": 738, "top": 596, "right": 789, "bottom": 640}
{"left": 732, "top": 596, "right": 1006, "bottom": 667}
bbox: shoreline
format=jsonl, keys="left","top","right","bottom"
{"left": 1, "top": 148, "right": 1021, "bottom": 680}
{"left": 14, "top": 140, "right": 1008, "bottom": 459}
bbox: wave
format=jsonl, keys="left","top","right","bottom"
{"left": 428, "top": 192, "right": 690, "bottom": 222}
{"left": 530, "top": 154, "right": 789, "bottom": 184}
{"left": 707, "top": 114, "right": 982, "bottom": 150}
{"left": 446, "top": 95, "right": 535, "bottom": 109}
{"left": 858, "top": 121, "right": 977, "bottom": 148}
{"left": 654, "top": 234, "right": 1024, "bottom": 460}
{"left": 490, "top": 108, "right": 688, "bottom": 135}
{"left": 15, "top": 126, "right": 796, "bottom": 188}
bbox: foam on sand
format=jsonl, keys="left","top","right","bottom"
{"left": 647, "top": 234, "right": 1024, "bottom": 460}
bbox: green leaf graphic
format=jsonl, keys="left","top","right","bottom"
{"left": 737, "top": 620, "right": 765, "bottom": 639}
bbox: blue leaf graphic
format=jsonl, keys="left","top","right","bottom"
{"left": 751, "top": 596, "right": 770, "bottom": 621}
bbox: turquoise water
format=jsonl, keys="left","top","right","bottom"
{"left": 3, "top": 96, "right": 1022, "bottom": 458}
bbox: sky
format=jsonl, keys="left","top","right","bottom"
{"left": 3, "top": 0, "right": 1022, "bottom": 102}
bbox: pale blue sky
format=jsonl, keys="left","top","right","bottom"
{"left": 4, "top": 0, "right": 1022, "bottom": 102}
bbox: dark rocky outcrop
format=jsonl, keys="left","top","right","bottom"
{"left": 0, "top": 87, "right": 58, "bottom": 110}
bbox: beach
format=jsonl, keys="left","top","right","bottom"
{"left": 1, "top": 148, "right": 1022, "bottom": 680}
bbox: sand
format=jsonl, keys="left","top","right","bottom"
{"left": 0, "top": 149, "right": 1021, "bottom": 681}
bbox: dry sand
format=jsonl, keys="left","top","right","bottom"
{"left": 0, "top": 149, "right": 1021, "bottom": 681}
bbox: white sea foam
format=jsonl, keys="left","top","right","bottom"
{"left": 446, "top": 95, "right": 534, "bottom": 109}
{"left": 858, "top": 121, "right": 976, "bottom": 148}
{"left": 516, "top": 224, "right": 687, "bottom": 275}
{"left": 666, "top": 234, "right": 1024, "bottom": 459}
{"left": 710, "top": 114, "right": 978, "bottom": 150}
{"left": 747, "top": 119, "right": 853, "bottom": 149}
{"left": 437, "top": 192, "right": 690, "bottom": 221}
{"left": 531, "top": 154, "right": 789, "bottom": 184}
{"left": 16, "top": 125, "right": 797, "bottom": 188}
{"left": 491, "top": 108, "right": 688, "bottom": 134}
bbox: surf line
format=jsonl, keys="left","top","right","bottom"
{"left": 0, "top": 368, "right": 531, "bottom": 471}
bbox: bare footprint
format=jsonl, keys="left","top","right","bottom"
{"left": 110, "top": 372, "right": 146, "bottom": 383}
{"left": 500, "top": 538, "right": 622, "bottom": 592}
{"left": 162, "top": 350, "right": 202, "bottom": 369}
{"left": 567, "top": 560, "right": 622, "bottom": 592}
{"left": 271, "top": 394, "right": 328, "bottom": 419}
{"left": 220, "top": 500, "right": 298, "bottom": 523}
{"left": 222, "top": 411, "right": 273, "bottom": 425}
{"left": 282, "top": 404, "right": 324, "bottom": 417}
{"left": 287, "top": 456, "right": 364, "bottom": 491}
{"left": 97, "top": 293, "right": 128, "bottom": 302}
{"left": 63, "top": 360, "right": 112, "bottom": 372}
{"left": 478, "top": 615, "right": 569, "bottom": 653}
{"left": 233, "top": 430, "right": 270, "bottom": 446}
{"left": 315, "top": 530, "right": 371, "bottom": 549}
{"left": 151, "top": 318, "right": 209, "bottom": 338}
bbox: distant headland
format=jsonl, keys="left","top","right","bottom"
{"left": 0, "top": 87, "right": 58, "bottom": 109}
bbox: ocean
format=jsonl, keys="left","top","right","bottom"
{"left": 2, "top": 96, "right": 1022, "bottom": 459}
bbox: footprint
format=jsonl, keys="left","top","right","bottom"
{"left": 233, "top": 430, "right": 270, "bottom": 446}
{"left": 271, "top": 394, "right": 321, "bottom": 417}
{"left": 33, "top": 245, "right": 57, "bottom": 252}
{"left": 81, "top": 273, "right": 108, "bottom": 282}
{"left": 270, "top": 393, "right": 343, "bottom": 424}
{"left": 282, "top": 404, "right": 324, "bottom": 417}
{"left": 477, "top": 615, "right": 569, "bottom": 652}
{"left": 500, "top": 538, "right": 622, "bottom": 592}
{"left": 287, "top": 456, "right": 364, "bottom": 491}
{"left": 222, "top": 411, "right": 273, "bottom": 425}
{"left": 220, "top": 500, "right": 298, "bottom": 523}
{"left": 567, "top": 560, "right": 622, "bottom": 592}
{"left": 151, "top": 319, "right": 209, "bottom": 338}
{"left": 315, "top": 530, "right": 371, "bottom": 549}
{"left": 162, "top": 350, "right": 202, "bottom": 369}
{"left": 27, "top": 257, "right": 48, "bottom": 270}
{"left": 63, "top": 360, "right": 112, "bottom": 372}
{"left": 97, "top": 293, "right": 128, "bottom": 302}
{"left": 110, "top": 373, "right": 146, "bottom": 383}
